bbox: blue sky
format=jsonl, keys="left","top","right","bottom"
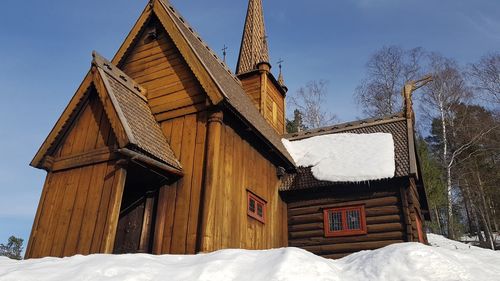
{"left": 0, "top": 0, "right": 498, "bottom": 249}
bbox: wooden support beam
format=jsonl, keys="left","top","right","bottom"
{"left": 199, "top": 110, "right": 223, "bottom": 252}
{"left": 51, "top": 147, "right": 118, "bottom": 172}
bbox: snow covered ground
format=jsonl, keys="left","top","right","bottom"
{"left": 282, "top": 133, "right": 395, "bottom": 182}
{"left": 1, "top": 234, "right": 499, "bottom": 281}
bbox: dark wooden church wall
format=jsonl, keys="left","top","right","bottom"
{"left": 26, "top": 93, "right": 126, "bottom": 258}
{"left": 264, "top": 77, "right": 285, "bottom": 135}
{"left": 286, "top": 184, "right": 406, "bottom": 259}
{"left": 200, "top": 118, "right": 288, "bottom": 252}
{"left": 117, "top": 16, "right": 210, "bottom": 255}
{"left": 152, "top": 113, "right": 208, "bottom": 255}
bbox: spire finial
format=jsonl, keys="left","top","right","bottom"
{"left": 222, "top": 44, "right": 228, "bottom": 63}
{"left": 277, "top": 58, "right": 285, "bottom": 85}
{"left": 236, "top": 0, "right": 270, "bottom": 75}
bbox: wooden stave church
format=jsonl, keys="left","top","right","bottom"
{"left": 25, "top": 0, "right": 429, "bottom": 259}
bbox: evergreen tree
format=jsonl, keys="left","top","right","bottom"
{"left": 286, "top": 109, "right": 307, "bottom": 133}
{"left": 0, "top": 236, "right": 24, "bottom": 260}
{"left": 417, "top": 138, "right": 447, "bottom": 234}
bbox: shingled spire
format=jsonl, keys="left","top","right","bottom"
{"left": 236, "top": 0, "right": 270, "bottom": 75}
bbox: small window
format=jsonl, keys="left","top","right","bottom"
{"left": 272, "top": 102, "right": 278, "bottom": 124}
{"left": 323, "top": 205, "right": 366, "bottom": 237}
{"left": 247, "top": 191, "right": 266, "bottom": 223}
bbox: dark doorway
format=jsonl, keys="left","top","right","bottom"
{"left": 113, "top": 162, "right": 171, "bottom": 254}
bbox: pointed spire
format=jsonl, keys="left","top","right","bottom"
{"left": 236, "top": 0, "right": 270, "bottom": 75}
{"left": 277, "top": 58, "right": 285, "bottom": 85}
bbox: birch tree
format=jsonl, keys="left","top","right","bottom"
{"left": 419, "top": 54, "right": 472, "bottom": 239}
{"left": 289, "top": 80, "right": 337, "bottom": 129}
{"left": 355, "top": 46, "right": 424, "bottom": 117}
{"left": 467, "top": 53, "right": 500, "bottom": 105}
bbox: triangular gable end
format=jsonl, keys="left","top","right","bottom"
{"left": 111, "top": 0, "right": 224, "bottom": 106}
{"left": 32, "top": 52, "right": 182, "bottom": 175}
{"left": 110, "top": 0, "right": 295, "bottom": 168}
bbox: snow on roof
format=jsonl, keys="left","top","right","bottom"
{"left": 2, "top": 235, "right": 499, "bottom": 281}
{"left": 282, "top": 133, "right": 396, "bottom": 182}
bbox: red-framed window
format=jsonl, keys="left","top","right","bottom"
{"left": 247, "top": 191, "right": 266, "bottom": 223}
{"left": 323, "top": 205, "right": 367, "bottom": 237}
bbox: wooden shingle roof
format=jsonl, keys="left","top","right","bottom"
{"left": 92, "top": 53, "right": 182, "bottom": 171}
{"left": 152, "top": 0, "right": 295, "bottom": 167}
{"left": 236, "top": 0, "right": 270, "bottom": 75}
{"left": 31, "top": 52, "right": 182, "bottom": 175}
{"left": 280, "top": 113, "right": 416, "bottom": 191}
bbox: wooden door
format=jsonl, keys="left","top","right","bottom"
{"left": 113, "top": 183, "right": 158, "bottom": 254}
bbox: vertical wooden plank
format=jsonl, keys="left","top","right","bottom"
{"left": 213, "top": 123, "right": 226, "bottom": 249}
{"left": 239, "top": 140, "right": 249, "bottom": 249}
{"left": 90, "top": 163, "right": 118, "bottom": 253}
{"left": 152, "top": 120, "right": 174, "bottom": 254}
{"left": 50, "top": 168, "right": 82, "bottom": 256}
{"left": 76, "top": 162, "right": 109, "bottom": 254}
{"left": 161, "top": 117, "right": 185, "bottom": 253}
{"left": 186, "top": 111, "right": 207, "bottom": 253}
{"left": 25, "top": 173, "right": 53, "bottom": 258}
{"left": 171, "top": 114, "right": 197, "bottom": 254}
{"left": 94, "top": 102, "right": 112, "bottom": 149}
{"left": 62, "top": 165, "right": 94, "bottom": 256}
{"left": 230, "top": 129, "right": 243, "bottom": 248}
{"left": 65, "top": 99, "right": 94, "bottom": 155}
{"left": 101, "top": 166, "right": 127, "bottom": 253}
{"left": 83, "top": 95, "right": 105, "bottom": 151}
{"left": 38, "top": 171, "right": 68, "bottom": 256}
{"left": 221, "top": 126, "right": 233, "bottom": 248}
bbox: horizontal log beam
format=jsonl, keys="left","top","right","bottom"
{"left": 289, "top": 222, "right": 404, "bottom": 239}
{"left": 287, "top": 191, "right": 397, "bottom": 209}
{"left": 366, "top": 215, "right": 402, "bottom": 224}
{"left": 301, "top": 239, "right": 404, "bottom": 255}
{"left": 288, "top": 206, "right": 401, "bottom": 225}
{"left": 51, "top": 147, "right": 118, "bottom": 172}
{"left": 367, "top": 223, "right": 403, "bottom": 233}
{"left": 288, "top": 196, "right": 399, "bottom": 217}
{"left": 289, "top": 231, "right": 404, "bottom": 247}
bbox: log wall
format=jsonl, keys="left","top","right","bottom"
{"left": 286, "top": 185, "right": 407, "bottom": 259}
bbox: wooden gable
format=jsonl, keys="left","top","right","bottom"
{"left": 31, "top": 53, "right": 182, "bottom": 174}
{"left": 118, "top": 16, "right": 208, "bottom": 122}
{"left": 109, "top": 0, "right": 294, "bottom": 168}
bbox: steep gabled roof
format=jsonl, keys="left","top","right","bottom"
{"left": 111, "top": 0, "right": 295, "bottom": 168}
{"left": 281, "top": 113, "right": 415, "bottom": 191}
{"left": 92, "top": 52, "right": 181, "bottom": 171}
{"left": 31, "top": 52, "right": 182, "bottom": 174}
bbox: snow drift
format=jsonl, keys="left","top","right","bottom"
{"left": 282, "top": 133, "right": 395, "bottom": 182}
{"left": 1, "top": 234, "right": 499, "bottom": 281}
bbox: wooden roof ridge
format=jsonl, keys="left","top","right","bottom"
{"left": 91, "top": 51, "right": 146, "bottom": 101}
{"left": 110, "top": 0, "right": 295, "bottom": 168}
{"left": 285, "top": 112, "right": 407, "bottom": 141}
{"left": 31, "top": 52, "right": 183, "bottom": 175}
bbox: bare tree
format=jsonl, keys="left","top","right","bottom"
{"left": 289, "top": 80, "right": 337, "bottom": 129}
{"left": 418, "top": 53, "right": 500, "bottom": 239}
{"left": 355, "top": 46, "right": 424, "bottom": 117}
{"left": 467, "top": 53, "right": 500, "bottom": 105}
